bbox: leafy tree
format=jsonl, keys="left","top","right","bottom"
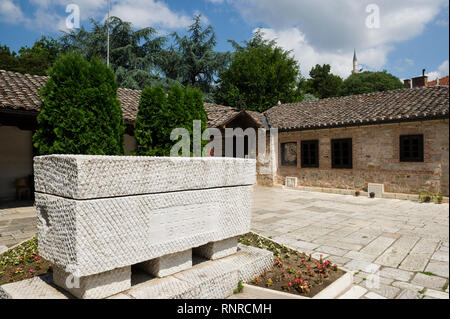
{"left": 306, "top": 64, "right": 343, "bottom": 99}
{"left": 135, "top": 85, "right": 207, "bottom": 156}
{"left": 0, "top": 44, "right": 18, "bottom": 72}
{"left": 60, "top": 17, "right": 167, "bottom": 90}
{"left": 165, "top": 15, "right": 230, "bottom": 96}
{"left": 33, "top": 53, "right": 125, "bottom": 155}
{"left": 215, "top": 30, "right": 301, "bottom": 112}
{"left": 0, "top": 36, "right": 61, "bottom": 75}
{"left": 341, "top": 71, "right": 403, "bottom": 96}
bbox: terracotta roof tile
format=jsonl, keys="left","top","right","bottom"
{"left": 0, "top": 70, "right": 259, "bottom": 127}
{"left": 204, "top": 102, "right": 240, "bottom": 127}
{"left": 264, "top": 86, "right": 449, "bottom": 131}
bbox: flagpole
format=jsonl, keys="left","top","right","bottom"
{"left": 107, "top": 0, "right": 110, "bottom": 67}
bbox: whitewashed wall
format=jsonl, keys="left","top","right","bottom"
{"left": 0, "top": 126, "right": 33, "bottom": 200}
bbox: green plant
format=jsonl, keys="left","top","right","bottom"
{"left": 0, "top": 237, "right": 52, "bottom": 285}
{"left": 341, "top": 71, "right": 403, "bottom": 96}
{"left": 33, "top": 53, "right": 125, "bottom": 155}
{"left": 442, "top": 283, "right": 448, "bottom": 292}
{"left": 419, "top": 193, "right": 435, "bottom": 203}
{"left": 134, "top": 85, "right": 207, "bottom": 156}
{"left": 421, "top": 271, "right": 437, "bottom": 276}
{"left": 233, "top": 280, "right": 244, "bottom": 294}
{"left": 215, "top": 30, "right": 301, "bottom": 112}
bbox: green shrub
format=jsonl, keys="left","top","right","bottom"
{"left": 134, "top": 85, "right": 207, "bottom": 156}
{"left": 33, "top": 53, "right": 125, "bottom": 155}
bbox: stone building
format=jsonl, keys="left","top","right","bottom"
{"left": 263, "top": 86, "right": 449, "bottom": 196}
{"left": 0, "top": 69, "right": 449, "bottom": 201}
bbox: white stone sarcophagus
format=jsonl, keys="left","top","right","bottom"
{"left": 34, "top": 155, "right": 256, "bottom": 299}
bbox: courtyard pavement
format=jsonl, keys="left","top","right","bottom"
{"left": 252, "top": 186, "right": 449, "bottom": 299}
{"left": 0, "top": 187, "right": 449, "bottom": 299}
{"left": 0, "top": 203, "right": 36, "bottom": 254}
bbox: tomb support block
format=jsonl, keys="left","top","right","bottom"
{"left": 138, "top": 249, "right": 193, "bottom": 278}
{"left": 194, "top": 237, "right": 239, "bottom": 260}
{"left": 52, "top": 266, "right": 131, "bottom": 299}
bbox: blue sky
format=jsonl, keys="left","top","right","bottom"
{"left": 0, "top": 0, "right": 448, "bottom": 80}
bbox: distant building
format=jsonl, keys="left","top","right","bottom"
{"left": 352, "top": 49, "right": 359, "bottom": 75}
{"left": 404, "top": 69, "right": 449, "bottom": 88}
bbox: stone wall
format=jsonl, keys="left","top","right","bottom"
{"left": 271, "top": 120, "right": 449, "bottom": 196}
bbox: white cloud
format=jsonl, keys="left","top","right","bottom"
{"left": 230, "top": 0, "right": 448, "bottom": 78}
{"left": 0, "top": 0, "right": 25, "bottom": 23}
{"left": 427, "top": 60, "right": 449, "bottom": 80}
{"left": 206, "top": 0, "right": 225, "bottom": 4}
{"left": 0, "top": 0, "right": 193, "bottom": 32}
{"left": 258, "top": 27, "right": 392, "bottom": 78}
{"left": 109, "top": 0, "right": 191, "bottom": 30}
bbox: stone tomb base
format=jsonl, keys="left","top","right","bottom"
{"left": 0, "top": 245, "right": 273, "bottom": 299}
{"left": 194, "top": 236, "right": 239, "bottom": 260}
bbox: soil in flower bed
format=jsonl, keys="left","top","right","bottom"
{"left": 239, "top": 233, "right": 345, "bottom": 298}
{"left": 0, "top": 237, "right": 52, "bottom": 286}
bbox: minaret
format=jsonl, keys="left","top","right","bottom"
{"left": 352, "top": 49, "right": 359, "bottom": 74}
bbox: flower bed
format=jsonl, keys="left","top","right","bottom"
{"left": 239, "top": 233, "right": 345, "bottom": 298}
{"left": 0, "top": 237, "right": 52, "bottom": 286}
{"left": 2, "top": 233, "right": 345, "bottom": 299}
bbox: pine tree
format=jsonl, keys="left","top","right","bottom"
{"left": 33, "top": 53, "right": 125, "bottom": 155}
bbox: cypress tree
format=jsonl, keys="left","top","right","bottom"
{"left": 33, "top": 53, "right": 125, "bottom": 155}
{"left": 134, "top": 85, "right": 207, "bottom": 156}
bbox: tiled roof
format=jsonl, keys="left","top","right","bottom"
{"left": 0, "top": 69, "right": 261, "bottom": 127}
{"left": 428, "top": 75, "right": 449, "bottom": 87}
{"left": 204, "top": 103, "right": 240, "bottom": 127}
{"left": 116, "top": 87, "right": 141, "bottom": 122}
{"left": 0, "top": 70, "right": 48, "bottom": 113}
{"left": 0, "top": 69, "right": 141, "bottom": 122}
{"left": 5, "top": 69, "right": 445, "bottom": 132}
{"left": 264, "top": 86, "right": 449, "bottom": 131}
{"left": 204, "top": 103, "right": 264, "bottom": 128}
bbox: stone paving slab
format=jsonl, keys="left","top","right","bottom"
{"left": 375, "top": 236, "right": 420, "bottom": 268}
{"left": 0, "top": 205, "right": 36, "bottom": 248}
{"left": 378, "top": 267, "right": 414, "bottom": 282}
{"left": 424, "top": 289, "right": 450, "bottom": 299}
{"left": 392, "top": 281, "right": 424, "bottom": 291}
{"left": 411, "top": 273, "right": 447, "bottom": 290}
{"left": 425, "top": 261, "right": 450, "bottom": 278}
{"left": 396, "top": 289, "right": 422, "bottom": 299}
{"left": 252, "top": 186, "right": 449, "bottom": 300}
